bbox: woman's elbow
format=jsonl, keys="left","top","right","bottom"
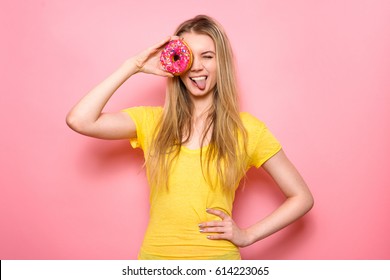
{"left": 66, "top": 111, "right": 87, "bottom": 134}
{"left": 303, "top": 191, "right": 314, "bottom": 213}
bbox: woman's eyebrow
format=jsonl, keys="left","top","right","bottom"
{"left": 201, "top": 50, "right": 216, "bottom": 55}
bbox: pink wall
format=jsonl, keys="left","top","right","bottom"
{"left": 1, "top": 0, "right": 389, "bottom": 259}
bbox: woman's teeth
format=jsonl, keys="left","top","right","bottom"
{"left": 191, "top": 76, "right": 207, "bottom": 81}
{"left": 190, "top": 76, "right": 207, "bottom": 90}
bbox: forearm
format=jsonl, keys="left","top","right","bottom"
{"left": 245, "top": 194, "right": 314, "bottom": 245}
{"left": 66, "top": 58, "right": 138, "bottom": 128}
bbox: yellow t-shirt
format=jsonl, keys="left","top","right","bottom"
{"left": 122, "top": 106, "right": 281, "bottom": 260}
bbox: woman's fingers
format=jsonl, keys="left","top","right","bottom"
{"left": 206, "top": 233, "right": 232, "bottom": 240}
{"left": 199, "top": 209, "right": 232, "bottom": 234}
{"left": 198, "top": 208, "right": 251, "bottom": 247}
{"left": 200, "top": 226, "right": 227, "bottom": 234}
{"left": 133, "top": 36, "right": 179, "bottom": 77}
{"left": 205, "top": 208, "right": 229, "bottom": 220}
{"left": 148, "top": 35, "right": 180, "bottom": 55}
{"left": 153, "top": 35, "right": 180, "bottom": 50}
{"left": 130, "top": 35, "right": 183, "bottom": 76}
{"left": 154, "top": 69, "right": 174, "bottom": 77}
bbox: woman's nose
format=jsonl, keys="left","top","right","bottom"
{"left": 191, "top": 56, "right": 203, "bottom": 71}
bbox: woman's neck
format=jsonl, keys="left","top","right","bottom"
{"left": 183, "top": 98, "right": 213, "bottom": 149}
{"left": 191, "top": 93, "right": 213, "bottom": 118}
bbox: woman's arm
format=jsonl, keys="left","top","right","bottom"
{"left": 244, "top": 149, "right": 314, "bottom": 244}
{"left": 200, "top": 149, "right": 314, "bottom": 247}
{"left": 66, "top": 36, "right": 175, "bottom": 139}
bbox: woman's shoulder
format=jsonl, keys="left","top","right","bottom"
{"left": 239, "top": 112, "right": 267, "bottom": 131}
{"left": 127, "top": 105, "right": 163, "bottom": 113}
{"left": 142, "top": 106, "right": 163, "bottom": 117}
{"left": 239, "top": 112, "right": 282, "bottom": 165}
{"left": 122, "top": 106, "right": 163, "bottom": 118}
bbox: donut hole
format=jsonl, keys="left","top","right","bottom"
{"left": 173, "top": 54, "right": 181, "bottom": 62}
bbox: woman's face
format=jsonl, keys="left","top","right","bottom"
{"left": 179, "top": 32, "right": 217, "bottom": 100}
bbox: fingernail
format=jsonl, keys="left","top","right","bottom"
{"left": 199, "top": 229, "right": 204, "bottom": 233}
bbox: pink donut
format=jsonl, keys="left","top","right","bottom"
{"left": 160, "top": 39, "right": 193, "bottom": 75}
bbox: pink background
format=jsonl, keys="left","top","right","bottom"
{"left": 1, "top": 0, "right": 389, "bottom": 260}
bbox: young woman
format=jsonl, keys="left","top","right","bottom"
{"left": 66, "top": 15, "right": 314, "bottom": 260}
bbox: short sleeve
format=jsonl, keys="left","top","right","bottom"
{"left": 241, "top": 113, "right": 282, "bottom": 168}
{"left": 121, "top": 106, "right": 162, "bottom": 150}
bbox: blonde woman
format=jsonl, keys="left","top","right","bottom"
{"left": 66, "top": 15, "right": 314, "bottom": 260}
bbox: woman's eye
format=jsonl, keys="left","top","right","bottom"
{"left": 203, "top": 56, "right": 213, "bottom": 59}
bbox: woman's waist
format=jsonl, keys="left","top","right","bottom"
{"left": 141, "top": 223, "right": 238, "bottom": 256}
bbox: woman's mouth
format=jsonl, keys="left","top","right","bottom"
{"left": 189, "top": 76, "right": 207, "bottom": 90}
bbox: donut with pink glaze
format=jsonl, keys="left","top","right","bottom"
{"left": 160, "top": 39, "right": 193, "bottom": 75}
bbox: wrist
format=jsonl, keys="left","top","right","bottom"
{"left": 243, "top": 227, "right": 257, "bottom": 247}
{"left": 122, "top": 58, "right": 140, "bottom": 77}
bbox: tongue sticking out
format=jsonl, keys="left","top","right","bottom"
{"left": 191, "top": 77, "right": 207, "bottom": 90}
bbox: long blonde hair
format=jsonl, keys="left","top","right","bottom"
{"left": 147, "top": 15, "right": 248, "bottom": 191}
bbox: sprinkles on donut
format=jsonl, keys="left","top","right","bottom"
{"left": 160, "top": 39, "right": 193, "bottom": 75}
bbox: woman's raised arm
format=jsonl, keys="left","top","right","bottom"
{"left": 66, "top": 36, "right": 175, "bottom": 139}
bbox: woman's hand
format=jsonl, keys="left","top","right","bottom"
{"left": 198, "top": 208, "right": 254, "bottom": 248}
{"left": 132, "top": 36, "right": 178, "bottom": 77}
